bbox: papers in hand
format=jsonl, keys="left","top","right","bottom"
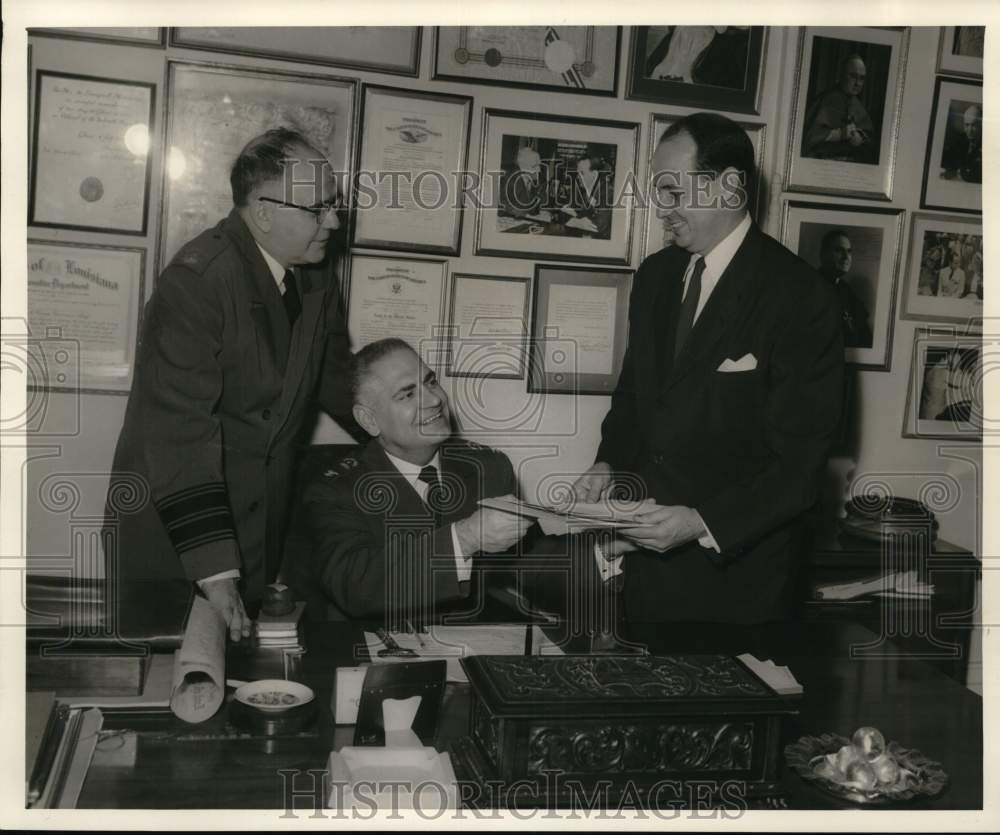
{"left": 478, "top": 496, "right": 648, "bottom": 536}
{"left": 737, "top": 653, "right": 803, "bottom": 696}
{"left": 814, "top": 570, "right": 934, "bottom": 601}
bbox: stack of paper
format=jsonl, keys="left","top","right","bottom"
{"left": 478, "top": 496, "right": 649, "bottom": 536}
{"left": 256, "top": 601, "right": 305, "bottom": 648}
{"left": 737, "top": 653, "right": 803, "bottom": 696}
{"left": 815, "top": 570, "right": 934, "bottom": 601}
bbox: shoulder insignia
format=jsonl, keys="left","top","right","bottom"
{"left": 339, "top": 457, "right": 359, "bottom": 471}
{"left": 322, "top": 468, "right": 338, "bottom": 478}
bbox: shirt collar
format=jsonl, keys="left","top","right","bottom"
{"left": 702, "top": 213, "right": 752, "bottom": 278}
{"left": 384, "top": 449, "right": 442, "bottom": 487}
{"left": 254, "top": 241, "right": 286, "bottom": 288}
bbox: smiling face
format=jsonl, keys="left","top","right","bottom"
{"left": 353, "top": 346, "right": 452, "bottom": 464}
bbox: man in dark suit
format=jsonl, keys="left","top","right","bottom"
{"left": 104, "top": 128, "right": 354, "bottom": 640}
{"left": 573, "top": 112, "right": 844, "bottom": 624}
{"left": 817, "top": 229, "right": 873, "bottom": 349}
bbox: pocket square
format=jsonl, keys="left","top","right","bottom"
{"left": 717, "top": 353, "right": 757, "bottom": 373}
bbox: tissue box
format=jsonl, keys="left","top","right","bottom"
{"left": 454, "top": 654, "right": 796, "bottom": 806}
{"left": 325, "top": 747, "right": 458, "bottom": 812}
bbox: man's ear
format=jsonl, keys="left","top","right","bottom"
{"left": 244, "top": 193, "right": 273, "bottom": 234}
{"left": 352, "top": 403, "right": 379, "bottom": 438}
{"left": 717, "top": 166, "right": 748, "bottom": 211}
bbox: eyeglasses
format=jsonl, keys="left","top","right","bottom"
{"left": 258, "top": 196, "right": 342, "bottom": 223}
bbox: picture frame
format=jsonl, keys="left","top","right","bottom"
{"left": 352, "top": 85, "right": 473, "bottom": 257}
{"left": 170, "top": 27, "right": 421, "bottom": 77}
{"left": 900, "top": 212, "right": 982, "bottom": 326}
{"left": 433, "top": 26, "right": 620, "bottom": 96}
{"left": 475, "top": 109, "right": 640, "bottom": 266}
{"left": 936, "top": 26, "right": 984, "bottom": 79}
{"left": 780, "top": 200, "right": 904, "bottom": 371}
{"left": 528, "top": 264, "right": 632, "bottom": 395}
{"left": 445, "top": 274, "right": 530, "bottom": 380}
{"left": 626, "top": 26, "right": 766, "bottom": 115}
{"left": 26, "top": 240, "right": 146, "bottom": 395}
{"left": 159, "top": 61, "right": 357, "bottom": 271}
{"left": 28, "top": 27, "right": 166, "bottom": 47}
{"left": 29, "top": 71, "right": 156, "bottom": 235}
{"left": 920, "top": 76, "right": 982, "bottom": 215}
{"left": 785, "top": 26, "right": 909, "bottom": 201}
{"left": 902, "top": 328, "right": 982, "bottom": 441}
{"left": 642, "top": 114, "right": 766, "bottom": 260}
{"left": 345, "top": 253, "right": 448, "bottom": 364}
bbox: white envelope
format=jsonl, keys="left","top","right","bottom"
{"left": 717, "top": 353, "right": 757, "bottom": 373}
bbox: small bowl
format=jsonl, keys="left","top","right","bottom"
{"left": 234, "top": 679, "right": 315, "bottom": 713}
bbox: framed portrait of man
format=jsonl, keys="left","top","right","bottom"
{"left": 936, "top": 26, "right": 984, "bottom": 79}
{"left": 786, "top": 27, "right": 909, "bottom": 200}
{"left": 902, "top": 329, "right": 983, "bottom": 441}
{"left": 901, "top": 212, "right": 982, "bottom": 325}
{"left": 920, "top": 77, "right": 982, "bottom": 215}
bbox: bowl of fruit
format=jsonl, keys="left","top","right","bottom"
{"left": 784, "top": 727, "right": 948, "bottom": 804}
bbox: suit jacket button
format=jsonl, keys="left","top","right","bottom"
{"left": 653, "top": 454, "right": 664, "bottom": 465}
{"left": 262, "top": 409, "right": 272, "bottom": 420}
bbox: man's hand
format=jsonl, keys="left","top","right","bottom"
{"left": 618, "top": 502, "right": 706, "bottom": 553}
{"left": 602, "top": 538, "right": 641, "bottom": 559}
{"left": 570, "top": 462, "right": 612, "bottom": 503}
{"left": 200, "top": 577, "right": 251, "bottom": 642}
{"left": 455, "top": 496, "right": 533, "bottom": 554}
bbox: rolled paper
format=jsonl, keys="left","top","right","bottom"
{"left": 169, "top": 596, "right": 226, "bottom": 723}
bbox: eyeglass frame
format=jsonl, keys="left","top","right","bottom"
{"left": 257, "top": 195, "right": 343, "bottom": 224}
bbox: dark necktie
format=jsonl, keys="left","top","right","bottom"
{"left": 418, "top": 465, "right": 444, "bottom": 525}
{"left": 282, "top": 270, "right": 301, "bottom": 326}
{"left": 674, "top": 256, "right": 705, "bottom": 358}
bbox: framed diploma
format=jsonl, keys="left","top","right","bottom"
{"left": 446, "top": 274, "right": 530, "bottom": 380}
{"left": 626, "top": 26, "right": 766, "bottom": 115}
{"left": 352, "top": 85, "right": 472, "bottom": 257}
{"left": 475, "top": 109, "right": 639, "bottom": 266}
{"left": 29, "top": 71, "right": 155, "bottom": 235}
{"left": 920, "top": 76, "right": 982, "bottom": 215}
{"left": 900, "top": 212, "right": 982, "bottom": 326}
{"left": 642, "top": 114, "right": 766, "bottom": 260}
{"left": 346, "top": 253, "right": 448, "bottom": 363}
{"left": 902, "top": 328, "right": 982, "bottom": 441}
{"left": 936, "top": 26, "right": 984, "bottom": 79}
{"left": 528, "top": 264, "right": 632, "bottom": 395}
{"left": 27, "top": 240, "right": 145, "bottom": 395}
{"left": 29, "top": 27, "right": 166, "bottom": 47}
{"left": 160, "top": 61, "right": 356, "bottom": 270}
{"left": 433, "top": 27, "right": 620, "bottom": 96}
{"left": 170, "top": 27, "right": 421, "bottom": 77}
{"left": 781, "top": 201, "right": 903, "bottom": 371}
{"left": 785, "top": 27, "right": 909, "bottom": 201}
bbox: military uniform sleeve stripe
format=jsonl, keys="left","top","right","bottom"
{"left": 155, "top": 482, "right": 237, "bottom": 554}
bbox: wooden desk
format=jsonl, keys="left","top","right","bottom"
{"left": 77, "top": 620, "right": 982, "bottom": 811}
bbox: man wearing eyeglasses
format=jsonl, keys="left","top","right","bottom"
{"left": 105, "top": 128, "right": 353, "bottom": 640}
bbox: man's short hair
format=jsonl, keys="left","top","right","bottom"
{"left": 821, "top": 228, "right": 851, "bottom": 251}
{"left": 229, "top": 127, "right": 315, "bottom": 208}
{"left": 349, "top": 338, "right": 416, "bottom": 404}
{"left": 658, "top": 112, "right": 756, "bottom": 190}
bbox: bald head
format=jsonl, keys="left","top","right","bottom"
{"left": 964, "top": 105, "right": 982, "bottom": 142}
{"left": 840, "top": 56, "right": 866, "bottom": 97}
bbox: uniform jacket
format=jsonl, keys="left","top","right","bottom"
{"left": 597, "top": 222, "right": 844, "bottom": 622}
{"left": 302, "top": 438, "right": 516, "bottom": 620}
{"left": 104, "top": 210, "right": 353, "bottom": 603}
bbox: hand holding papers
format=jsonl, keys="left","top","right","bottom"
{"left": 477, "top": 494, "right": 649, "bottom": 536}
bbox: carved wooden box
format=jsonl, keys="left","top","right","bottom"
{"left": 457, "top": 654, "right": 796, "bottom": 804}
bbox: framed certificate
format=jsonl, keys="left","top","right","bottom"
{"left": 936, "top": 26, "right": 984, "bottom": 79}
{"left": 160, "top": 61, "right": 356, "bottom": 270}
{"left": 170, "top": 27, "right": 421, "bottom": 77}
{"left": 446, "top": 274, "right": 530, "bottom": 380}
{"left": 346, "top": 253, "right": 448, "bottom": 363}
{"left": 920, "top": 76, "right": 982, "bottom": 215}
{"left": 433, "top": 27, "right": 620, "bottom": 96}
{"left": 27, "top": 240, "right": 145, "bottom": 395}
{"left": 902, "top": 328, "right": 982, "bottom": 441}
{"left": 528, "top": 264, "right": 632, "bottom": 395}
{"left": 626, "top": 26, "right": 766, "bottom": 115}
{"left": 785, "top": 27, "right": 909, "bottom": 200}
{"left": 352, "top": 85, "right": 472, "bottom": 256}
{"left": 29, "top": 71, "right": 155, "bottom": 235}
{"left": 642, "top": 114, "right": 766, "bottom": 260}
{"left": 781, "top": 201, "right": 903, "bottom": 371}
{"left": 900, "top": 212, "right": 982, "bottom": 326}
{"left": 29, "top": 27, "right": 166, "bottom": 47}
{"left": 475, "top": 109, "right": 639, "bottom": 266}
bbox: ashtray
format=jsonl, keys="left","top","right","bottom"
{"left": 785, "top": 731, "right": 948, "bottom": 804}
{"left": 233, "top": 679, "right": 314, "bottom": 713}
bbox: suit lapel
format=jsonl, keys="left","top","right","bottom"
{"left": 643, "top": 247, "right": 687, "bottom": 388}
{"left": 362, "top": 443, "right": 430, "bottom": 519}
{"left": 272, "top": 271, "right": 324, "bottom": 440}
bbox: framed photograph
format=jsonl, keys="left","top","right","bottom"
{"left": 528, "top": 264, "right": 632, "bottom": 395}
{"left": 642, "top": 114, "right": 766, "bottom": 260}
{"left": 786, "top": 26, "right": 909, "bottom": 200}
{"left": 781, "top": 200, "right": 904, "bottom": 371}
{"left": 475, "top": 109, "right": 639, "bottom": 265}
{"left": 170, "top": 27, "right": 421, "bottom": 77}
{"left": 936, "top": 26, "right": 984, "bottom": 78}
{"left": 626, "top": 26, "right": 766, "bottom": 115}
{"left": 29, "top": 71, "right": 155, "bottom": 235}
{"left": 346, "top": 253, "right": 448, "bottom": 364}
{"left": 902, "top": 328, "right": 982, "bottom": 441}
{"left": 433, "top": 26, "right": 620, "bottom": 96}
{"left": 27, "top": 240, "right": 145, "bottom": 395}
{"left": 352, "top": 85, "right": 472, "bottom": 257}
{"left": 446, "top": 274, "right": 530, "bottom": 380}
{"left": 160, "top": 61, "right": 356, "bottom": 270}
{"left": 29, "top": 27, "right": 165, "bottom": 47}
{"left": 920, "top": 76, "right": 982, "bottom": 215}
{"left": 900, "top": 212, "right": 982, "bottom": 325}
